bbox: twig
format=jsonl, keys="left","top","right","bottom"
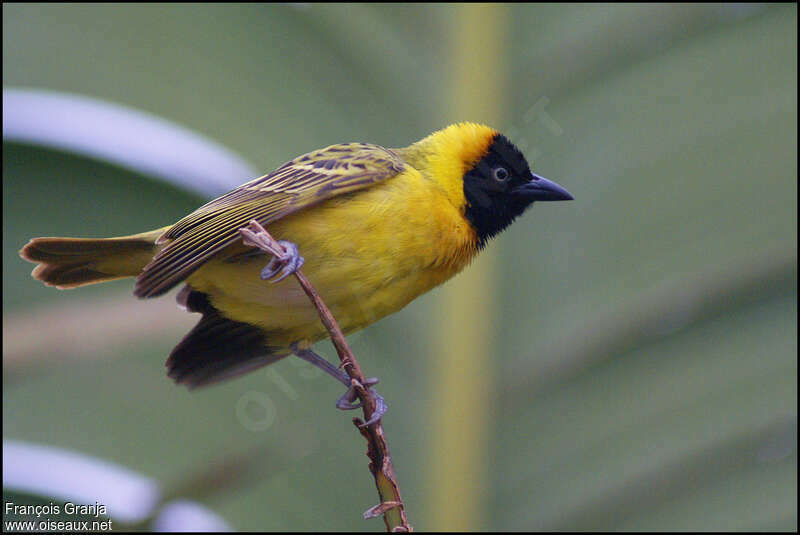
{"left": 239, "top": 220, "right": 411, "bottom": 532}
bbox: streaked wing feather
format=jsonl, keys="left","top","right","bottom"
{"left": 134, "top": 143, "right": 404, "bottom": 297}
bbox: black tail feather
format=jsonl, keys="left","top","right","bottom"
{"left": 167, "top": 288, "right": 288, "bottom": 388}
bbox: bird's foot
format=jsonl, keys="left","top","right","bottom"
{"left": 259, "top": 240, "right": 304, "bottom": 283}
{"left": 239, "top": 221, "right": 304, "bottom": 283}
{"left": 292, "top": 347, "right": 387, "bottom": 426}
{"left": 336, "top": 376, "right": 387, "bottom": 427}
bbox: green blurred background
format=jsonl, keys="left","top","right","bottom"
{"left": 3, "top": 3, "right": 796, "bottom": 531}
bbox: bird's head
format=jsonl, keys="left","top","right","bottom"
{"left": 407, "top": 122, "right": 573, "bottom": 247}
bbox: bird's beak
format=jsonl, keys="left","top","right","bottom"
{"left": 513, "top": 173, "right": 574, "bottom": 201}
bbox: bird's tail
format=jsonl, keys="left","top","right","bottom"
{"left": 19, "top": 228, "right": 166, "bottom": 290}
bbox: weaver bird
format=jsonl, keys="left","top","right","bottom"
{"left": 20, "top": 122, "right": 572, "bottom": 418}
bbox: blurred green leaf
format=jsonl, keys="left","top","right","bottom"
{"left": 3, "top": 3, "right": 796, "bottom": 531}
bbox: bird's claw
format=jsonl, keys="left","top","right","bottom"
{"left": 260, "top": 240, "right": 305, "bottom": 283}
{"left": 336, "top": 377, "right": 386, "bottom": 426}
{"left": 335, "top": 377, "right": 379, "bottom": 409}
{"left": 360, "top": 391, "right": 387, "bottom": 427}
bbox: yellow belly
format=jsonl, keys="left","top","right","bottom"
{"left": 185, "top": 169, "right": 478, "bottom": 349}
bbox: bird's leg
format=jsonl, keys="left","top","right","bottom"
{"left": 292, "top": 346, "right": 387, "bottom": 424}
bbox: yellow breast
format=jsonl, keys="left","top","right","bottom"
{"left": 186, "top": 166, "right": 479, "bottom": 349}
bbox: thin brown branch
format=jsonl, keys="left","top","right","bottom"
{"left": 240, "top": 220, "right": 411, "bottom": 532}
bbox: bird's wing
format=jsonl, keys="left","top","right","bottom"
{"left": 134, "top": 143, "right": 405, "bottom": 297}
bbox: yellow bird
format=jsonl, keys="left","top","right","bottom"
{"left": 20, "top": 122, "right": 572, "bottom": 408}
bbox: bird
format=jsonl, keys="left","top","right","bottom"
{"left": 20, "top": 122, "right": 572, "bottom": 415}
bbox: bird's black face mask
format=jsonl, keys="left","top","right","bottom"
{"left": 463, "top": 134, "right": 573, "bottom": 246}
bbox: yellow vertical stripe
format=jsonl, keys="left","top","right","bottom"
{"left": 425, "top": 3, "right": 509, "bottom": 530}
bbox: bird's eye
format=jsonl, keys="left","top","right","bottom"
{"left": 493, "top": 167, "right": 509, "bottom": 182}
